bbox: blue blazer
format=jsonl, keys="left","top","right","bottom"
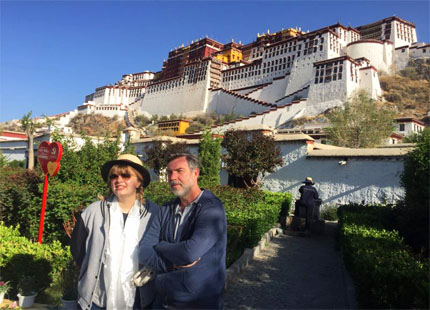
{"left": 139, "top": 190, "right": 227, "bottom": 309}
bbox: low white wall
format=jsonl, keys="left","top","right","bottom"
{"left": 261, "top": 142, "right": 405, "bottom": 206}
{"left": 133, "top": 136, "right": 406, "bottom": 207}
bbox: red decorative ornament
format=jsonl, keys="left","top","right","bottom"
{"left": 37, "top": 141, "right": 63, "bottom": 176}
{"left": 36, "top": 141, "right": 63, "bottom": 243}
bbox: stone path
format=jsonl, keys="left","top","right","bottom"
{"left": 224, "top": 222, "right": 357, "bottom": 309}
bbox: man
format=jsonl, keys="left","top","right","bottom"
{"left": 298, "top": 176, "right": 319, "bottom": 230}
{"left": 139, "top": 153, "right": 227, "bottom": 309}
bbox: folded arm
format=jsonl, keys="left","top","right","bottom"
{"left": 138, "top": 210, "right": 170, "bottom": 273}
{"left": 155, "top": 203, "right": 225, "bottom": 266}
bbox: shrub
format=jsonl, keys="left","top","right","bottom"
{"left": 60, "top": 260, "right": 79, "bottom": 300}
{"left": 210, "top": 186, "right": 290, "bottom": 255}
{"left": 0, "top": 133, "right": 135, "bottom": 244}
{"left": 198, "top": 130, "right": 222, "bottom": 187}
{"left": 144, "top": 181, "right": 174, "bottom": 206}
{"left": 0, "top": 223, "right": 71, "bottom": 300}
{"left": 263, "top": 191, "right": 292, "bottom": 217}
{"left": 227, "top": 201, "right": 280, "bottom": 247}
{"left": 143, "top": 141, "right": 189, "bottom": 177}
{"left": 222, "top": 130, "right": 283, "bottom": 187}
{"left": 338, "top": 204, "right": 429, "bottom": 309}
{"left": 34, "top": 180, "right": 97, "bottom": 244}
{"left": 397, "top": 129, "right": 429, "bottom": 256}
{"left": 320, "top": 205, "right": 338, "bottom": 221}
{"left": 226, "top": 225, "right": 243, "bottom": 267}
{"left": 0, "top": 167, "right": 42, "bottom": 240}
{"left": 18, "top": 275, "right": 37, "bottom": 296}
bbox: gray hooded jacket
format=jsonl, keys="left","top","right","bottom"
{"left": 71, "top": 196, "right": 159, "bottom": 310}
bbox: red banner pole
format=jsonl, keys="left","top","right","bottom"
{"left": 38, "top": 174, "right": 49, "bottom": 244}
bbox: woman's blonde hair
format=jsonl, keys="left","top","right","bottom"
{"left": 107, "top": 164, "right": 145, "bottom": 203}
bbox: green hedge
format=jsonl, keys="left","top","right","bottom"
{"left": 145, "top": 185, "right": 292, "bottom": 247}
{"left": 145, "top": 184, "right": 292, "bottom": 266}
{"left": 338, "top": 204, "right": 429, "bottom": 309}
{"left": 264, "top": 191, "right": 292, "bottom": 217}
{"left": 0, "top": 222, "right": 72, "bottom": 302}
{"left": 210, "top": 186, "right": 292, "bottom": 266}
{"left": 0, "top": 168, "right": 98, "bottom": 244}
{"left": 1, "top": 176, "right": 292, "bottom": 273}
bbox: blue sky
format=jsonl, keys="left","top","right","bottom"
{"left": 1, "top": 0, "right": 429, "bottom": 122}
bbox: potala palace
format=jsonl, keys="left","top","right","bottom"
{"left": 74, "top": 15, "right": 429, "bottom": 133}
{"left": 2, "top": 15, "right": 429, "bottom": 205}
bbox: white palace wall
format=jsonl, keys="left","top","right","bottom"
{"left": 261, "top": 141, "right": 405, "bottom": 206}
{"left": 209, "top": 101, "right": 307, "bottom": 133}
{"left": 251, "top": 75, "right": 290, "bottom": 103}
{"left": 133, "top": 136, "right": 406, "bottom": 206}
{"left": 305, "top": 57, "right": 364, "bottom": 115}
{"left": 207, "top": 89, "right": 270, "bottom": 116}
{"left": 141, "top": 78, "right": 210, "bottom": 116}
{"left": 359, "top": 67, "right": 382, "bottom": 98}
{"left": 285, "top": 51, "right": 328, "bottom": 97}
{"left": 347, "top": 41, "right": 393, "bottom": 73}
{"left": 394, "top": 43, "right": 430, "bottom": 71}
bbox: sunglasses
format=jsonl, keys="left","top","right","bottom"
{"left": 109, "top": 173, "right": 134, "bottom": 181}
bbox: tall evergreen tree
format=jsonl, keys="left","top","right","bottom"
{"left": 198, "top": 130, "right": 222, "bottom": 187}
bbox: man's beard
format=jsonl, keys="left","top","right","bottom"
{"left": 170, "top": 181, "right": 192, "bottom": 198}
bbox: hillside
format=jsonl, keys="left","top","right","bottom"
{"left": 68, "top": 114, "right": 126, "bottom": 137}
{"left": 379, "top": 58, "right": 429, "bottom": 119}
{"left": 380, "top": 75, "right": 429, "bottom": 119}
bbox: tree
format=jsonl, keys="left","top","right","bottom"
{"left": 198, "top": 131, "right": 222, "bottom": 187}
{"left": 326, "top": 90, "right": 394, "bottom": 148}
{"left": 222, "top": 130, "right": 283, "bottom": 187}
{"left": 397, "top": 128, "right": 430, "bottom": 256}
{"left": 0, "top": 151, "right": 7, "bottom": 167}
{"left": 403, "top": 127, "right": 430, "bottom": 143}
{"left": 143, "top": 140, "right": 188, "bottom": 179}
{"left": 20, "top": 111, "right": 37, "bottom": 170}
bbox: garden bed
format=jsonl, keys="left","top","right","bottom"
{"left": 337, "top": 204, "right": 429, "bottom": 309}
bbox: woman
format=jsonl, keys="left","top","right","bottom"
{"left": 71, "top": 154, "right": 158, "bottom": 310}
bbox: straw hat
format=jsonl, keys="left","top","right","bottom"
{"left": 302, "top": 177, "right": 315, "bottom": 185}
{"left": 101, "top": 154, "right": 151, "bottom": 188}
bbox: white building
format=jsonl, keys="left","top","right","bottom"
{"left": 132, "top": 129, "right": 414, "bottom": 206}
{"left": 79, "top": 70, "right": 155, "bottom": 118}
{"left": 0, "top": 131, "right": 117, "bottom": 168}
{"left": 70, "top": 16, "right": 427, "bottom": 133}
{"left": 394, "top": 117, "right": 425, "bottom": 137}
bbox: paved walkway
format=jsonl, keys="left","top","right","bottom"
{"left": 224, "top": 222, "right": 357, "bottom": 310}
